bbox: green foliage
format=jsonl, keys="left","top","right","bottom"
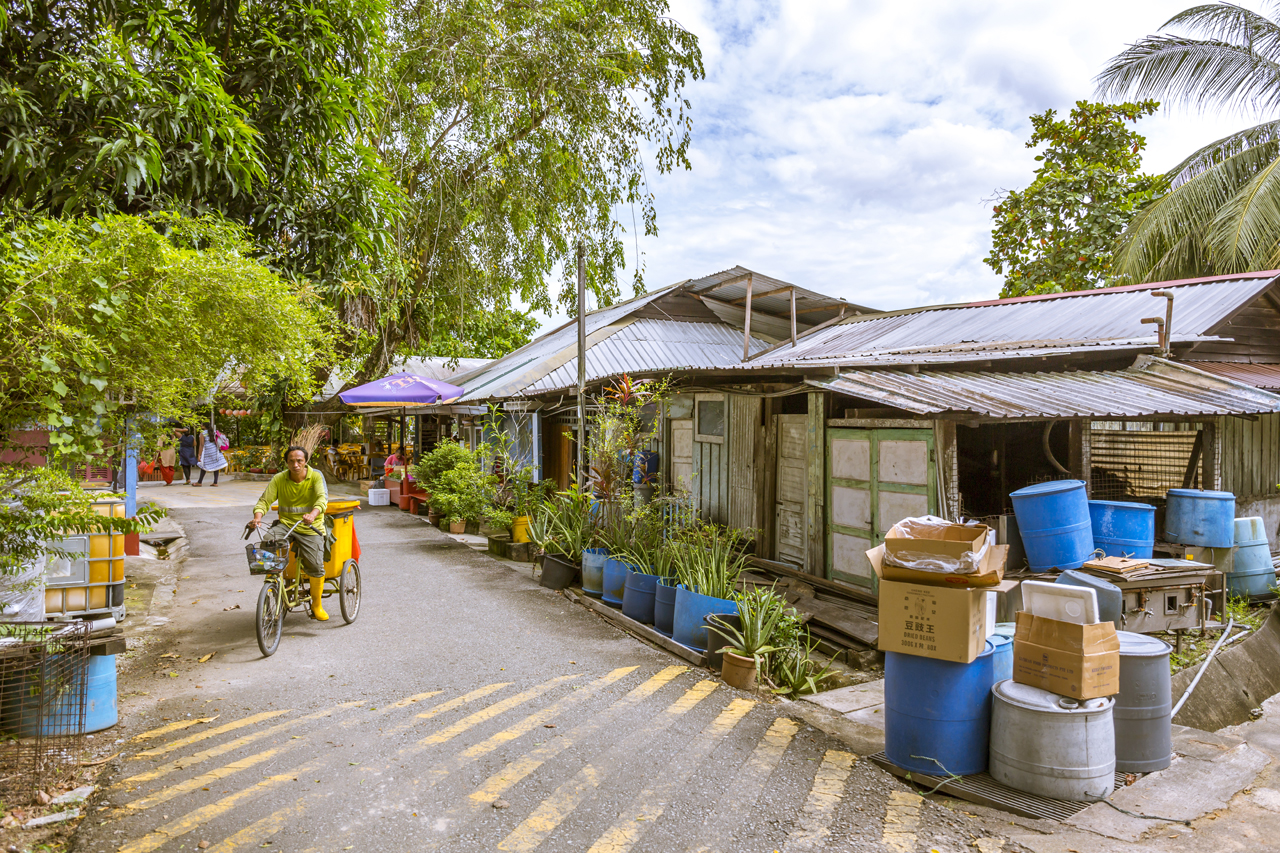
{"left": 587, "top": 376, "right": 670, "bottom": 505}
{"left": 352, "top": 0, "right": 704, "bottom": 380}
{"left": 427, "top": 459, "right": 493, "bottom": 524}
{"left": 671, "top": 522, "right": 748, "bottom": 602}
{"left": 0, "top": 465, "right": 164, "bottom": 578}
{"left": 529, "top": 482, "right": 594, "bottom": 561}
{"left": 0, "top": 0, "right": 400, "bottom": 292}
{"left": 413, "top": 442, "right": 475, "bottom": 489}
{"left": 713, "top": 585, "right": 785, "bottom": 662}
{"left": 0, "top": 213, "right": 333, "bottom": 461}
{"left": 1096, "top": 2, "right": 1280, "bottom": 281}
{"left": 986, "top": 100, "right": 1166, "bottom": 297}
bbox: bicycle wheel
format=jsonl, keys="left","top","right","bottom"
{"left": 339, "top": 559, "right": 361, "bottom": 624}
{"left": 256, "top": 581, "right": 285, "bottom": 656}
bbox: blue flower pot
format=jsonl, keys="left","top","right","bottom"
{"left": 603, "top": 558, "right": 630, "bottom": 608}
{"left": 622, "top": 570, "right": 659, "bottom": 624}
{"left": 582, "top": 548, "right": 608, "bottom": 599}
{"left": 654, "top": 579, "right": 679, "bottom": 637}
{"left": 673, "top": 586, "right": 737, "bottom": 652}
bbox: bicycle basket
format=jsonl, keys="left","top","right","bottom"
{"left": 246, "top": 538, "right": 290, "bottom": 576}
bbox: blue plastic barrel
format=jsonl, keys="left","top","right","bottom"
{"left": 581, "top": 548, "right": 608, "bottom": 599}
{"left": 1229, "top": 517, "right": 1275, "bottom": 598}
{"left": 1010, "top": 480, "right": 1094, "bottom": 572}
{"left": 84, "top": 654, "right": 118, "bottom": 733}
{"left": 885, "top": 639, "right": 1000, "bottom": 776}
{"left": 602, "top": 558, "right": 631, "bottom": 608}
{"left": 1, "top": 654, "right": 117, "bottom": 736}
{"left": 1088, "top": 500, "right": 1155, "bottom": 559}
{"left": 1164, "top": 489, "right": 1236, "bottom": 548}
{"left": 672, "top": 586, "right": 736, "bottom": 651}
{"left": 632, "top": 450, "right": 660, "bottom": 484}
{"left": 622, "top": 570, "right": 659, "bottom": 624}
{"left": 654, "top": 579, "right": 679, "bottom": 637}
{"left": 990, "top": 635, "right": 1013, "bottom": 685}
{"left": 1056, "top": 570, "right": 1123, "bottom": 628}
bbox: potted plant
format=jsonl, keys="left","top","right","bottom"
{"left": 670, "top": 523, "right": 748, "bottom": 652}
{"left": 615, "top": 503, "right": 668, "bottom": 625}
{"left": 595, "top": 502, "right": 635, "bottom": 609}
{"left": 711, "top": 586, "right": 786, "bottom": 691}
{"left": 529, "top": 490, "right": 591, "bottom": 590}
{"left": 429, "top": 460, "right": 492, "bottom": 536}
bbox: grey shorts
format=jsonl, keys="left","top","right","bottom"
{"left": 288, "top": 530, "right": 326, "bottom": 578}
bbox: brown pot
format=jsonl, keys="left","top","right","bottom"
{"left": 721, "top": 651, "right": 757, "bottom": 691}
{"left": 448, "top": 519, "right": 467, "bottom": 534}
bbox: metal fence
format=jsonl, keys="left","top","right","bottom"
{"left": 0, "top": 621, "right": 89, "bottom": 801}
{"left": 1089, "top": 422, "right": 1203, "bottom": 501}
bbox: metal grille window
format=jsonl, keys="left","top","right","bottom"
{"left": 1089, "top": 421, "right": 1204, "bottom": 501}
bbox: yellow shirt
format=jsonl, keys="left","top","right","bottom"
{"left": 253, "top": 468, "right": 327, "bottom": 535}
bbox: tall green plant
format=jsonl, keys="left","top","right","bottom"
{"left": 672, "top": 522, "right": 747, "bottom": 601}
{"left": 530, "top": 482, "right": 593, "bottom": 562}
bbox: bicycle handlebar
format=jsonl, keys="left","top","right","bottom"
{"left": 243, "top": 517, "right": 307, "bottom": 541}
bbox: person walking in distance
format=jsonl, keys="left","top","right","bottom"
{"left": 194, "top": 420, "right": 228, "bottom": 486}
{"left": 177, "top": 424, "right": 196, "bottom": 485}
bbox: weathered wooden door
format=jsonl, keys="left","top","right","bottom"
{"left": 774, "top": 414, "right": 807, "bottom": 566}
{"left": 827, "top": 427, "right": 935, "bottom": 591}
{"left": 728, "top": 395, "right": 762, "bottom": 536}
{"left": 670, "top": 418, "right": 694, "bottom": 493}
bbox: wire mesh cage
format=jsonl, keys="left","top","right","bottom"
{"left": 0, "top": 621, "right": 89, "bottom": 801}
{"left": 1089, "top": 421, "right": 1203, "bottom": 502}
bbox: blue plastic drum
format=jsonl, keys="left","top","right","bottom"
{"left": 1010, "top": 480, "right": 1094, "bottom": 572}
{"left": 1164, "top": 489, "right": 1235, "bottom": 548}
{"left": 1088, "top": 500, "right": 1155, "bottom": 559}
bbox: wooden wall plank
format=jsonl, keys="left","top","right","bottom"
{"left": 805, "top": 391, "right": 827, "bottom": 575}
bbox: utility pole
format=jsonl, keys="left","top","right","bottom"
{"left": 576, "top": 242, "right": 586, "bottom": 484}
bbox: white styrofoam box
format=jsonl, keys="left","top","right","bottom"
{"left": 367, "top": 489, "right": 390, "bottom": 507}
{"left": 1022, "top": 580, "right": 1099, "bottom": 624}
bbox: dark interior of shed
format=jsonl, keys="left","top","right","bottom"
{"left": 956, "top": 420, "right": 1074, "bottom": 517}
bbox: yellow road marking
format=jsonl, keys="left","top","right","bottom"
{"left": 133, "top": 710, "right": 292, "bottom": 758}
{"left": 124, "top": 746, "right": 288, "bottom": 811}
{"left": 495, "top": 680, "right": 719, "bottom": 852}
{"left": 130, "top": 716, "right": 218, "bottom": 742}
{"left": 686, "top": 716, "right": 800, "bottom": 853}
{"left": 118, "top": 702, "right": 362, "bottom": 788}
{"left": 881, "top": 789, "right": 924, "bottom": 853}
{"left": 417, "top": 682, "right": 513, "bottom": 719}
{"left": 386, "top": 690, "right": 443, "bottom": 709}
{"left": 203, "top": 797, "right": 308, "bottom": 853}
{"left": 781, "top": 749, "right": 856, "bottom": 852}
{"left": 408, "top": 674, "right": 580, "bottom": 752}
{"left": 587, "top": 697, "right": 755, "bottom": 853}
{"left": 359, "top": 666, "right": 687, "bottom": 853}
{"left": 420, "top": 667, "right": 636, "bottom": 787}
{"left": 116, "top": 759, "right": 323, "bottom": 853}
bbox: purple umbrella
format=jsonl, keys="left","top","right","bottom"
{"left": 338, "top": 373, "right": 464, "bottom": 407}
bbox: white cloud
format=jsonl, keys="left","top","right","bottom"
{"left": 528, "top": 0, "right": 1266, "bottom": 329}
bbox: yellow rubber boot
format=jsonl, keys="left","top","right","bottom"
{"left": 309, "top": 577, "right": 329, "bottom": 622}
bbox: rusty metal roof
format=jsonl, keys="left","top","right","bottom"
{"left": 808, "top": 356, "right": 1280, "bottom": 419}
{"left": 1185, "top": 361, "right": 1280, "bottom": 390}
{"left": 756, "top": 273, "right": 1277, "bottom": 368}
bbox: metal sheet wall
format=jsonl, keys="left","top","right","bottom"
{"left": 1220, "top": 412, "right": 1280, "bottom": 501}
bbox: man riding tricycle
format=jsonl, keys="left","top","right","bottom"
{"left": 244, "top": 445, "right": 361, "bottom": 656}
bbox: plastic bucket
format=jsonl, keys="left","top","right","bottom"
{"left": 1164, "top": 489, "right": 1235, "bottom": 548}
{"left": 511, "top": 516, "right": 532, "bottom": 544}
{"left": 581, "top": 548, "right": 607, "bottom": 599}
{"left": 603, "top": 558, "right": 631, "bottom": 608}
{"left": 539, "top": 554, "right": 578, "bottom": 591}
{"left": 654, "top": 579, "right": 679, "bottom": 637}
{"left": 1010, "top": 480, "right": 1094, "bottom": 572}
{"left": 1088, "top": 500, "right": 1155, "bottom": 559}
{"left": 622, "top": 570, "right": 659, "bottom": 624}
{"left": 672, "top": 586, "right": 737, "bottom": 652}
{"left": 1229, "top": 517, "right": 1275, "bottom": 598}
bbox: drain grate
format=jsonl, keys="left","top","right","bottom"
{"left": 868, "top": 752, "right": 1132, "bottom": 822}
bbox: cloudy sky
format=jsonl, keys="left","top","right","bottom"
{"left": 533, "top": 0, "right": 1264, "bottom": 329}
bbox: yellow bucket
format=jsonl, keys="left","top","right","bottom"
{"left": 511, "top": 515, "right": 532, "bottom": 544}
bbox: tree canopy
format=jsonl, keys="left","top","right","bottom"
{"left": 1096, "top": 1, "right": 1280, "bottom": 281}
{"left": 0, "top": 213, "right": 332, "bottom": 460}
{"left": 986, "top": 100, "right": 1166, "bottom": 298}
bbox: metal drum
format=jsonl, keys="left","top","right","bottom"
{"left": 1010, "top": 481, "right": 1094, "bottom": 572}
{"left": 1164, "top": 489, "right": 1235, "bottom": 548}
{"left": 1229, "top": 517, "right": 1275, "bottom": 599}
{"left": 885, "top": 640, "right": 1000, "bottom": 776}
{"left": 1114, "top": 632, "right": 1172, "bottom": 773}
{"left": 989, "top": 680, "right": 1115, "bottom": 800}
{"left": 1088, "top": 500, "right": 1155, "bottom": 559}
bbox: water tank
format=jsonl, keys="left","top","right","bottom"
{"left": 989, "top": 680, "right": 1115, "bottom": 800}
{"left": 885, "top": 640, "right": 999, "bottom": 777}
{"left": 1228, "top": 517, "right": 1275, "bottom": 599}
{"left": 1088, "top": 500, "right": 1155, "bottom": 559}
{"left": 1010, "top": 481, "right": 1093, "bottom": 572}
{"left": 1114, "top": 632, "right": 1172, "bottom": 773}
{"left": 1164, "top": 489, "right": 1235, "bottom": 548}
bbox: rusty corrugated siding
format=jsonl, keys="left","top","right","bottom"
{"left": 1186, "top": 362, "right": 1280, "bottom": 390}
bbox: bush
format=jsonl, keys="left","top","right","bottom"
{"left": 413, "top": 443, "right": 475, "bottom": 491}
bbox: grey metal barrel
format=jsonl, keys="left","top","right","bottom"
{"left": 1115, "top": 631, "right": 1173, "bottom": 773}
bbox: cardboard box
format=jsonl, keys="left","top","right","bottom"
{"left": 869, "top": 545, "right": 1017, "bottom": 663}
{"left": 1012, "top": 611, "right": 1120, "bottom": 700}
{"left": 882, "top": 522, "right": 1006, "bottom": 587}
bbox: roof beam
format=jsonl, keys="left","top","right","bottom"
{"left": 745, "top": 306, "right": 847, "bottom": 363}
{"left": 696, "top": 272, "right": 754, "bottom": 295}
{"left": 726, "top": 285, "right": 793, "bottom": 306}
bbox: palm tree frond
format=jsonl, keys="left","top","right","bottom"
{"left": 1096, "top": 36, "right": 1280, "bottom": 113}
{"left": 1166, "top": 119, "right": 1280, "bottom": 183}
{"left": 1206, "top": 153, "right": 1280, "bottom": 269}
{"left": 1162, "top": 3, "right": 1280, "bottom": 57}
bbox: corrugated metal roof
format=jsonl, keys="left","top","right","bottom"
{"left": 1187, "top": 361, "right": 1280, "bottom": 390}
{"left": 809, "top": 356, "right": 1280, "bottom": 419}
{"left": 685, "top": 266, "right": 876, "bottom": 326}
{"left": 526, "top": 319, "right": 769, "bottom": 394}
{"left": 756, "top": 274, "right": 1277, "bottom": 368}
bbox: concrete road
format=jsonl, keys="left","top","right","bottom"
{"left": 70, "top": 480, "right": 1000, "bottom": 853}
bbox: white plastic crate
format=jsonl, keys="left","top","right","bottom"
{"left": 367, "top": 488, "right": 391, "bottom": 506}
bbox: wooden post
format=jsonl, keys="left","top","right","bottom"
{"left": 743, "top": 272, "right": 754, "bottom": 361}
{"left": 576, "top": 242, "right": 586, "bottom": 482}
{"left": 760, "top": 397, "right": 780, "bottom": 558}
{"left": 805, "top": 390, "right": 826, "bottom": 577}
{"left": 790, "top": 288, "right": 797, "bottom": 346}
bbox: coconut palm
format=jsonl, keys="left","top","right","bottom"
{"left": 1097, "top": 2, "right": 1280, "bottom": 281}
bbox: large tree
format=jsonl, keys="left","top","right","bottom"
{"left": 1097, "top": 1, "right": 1280, "bottom": 281}
{"left": 986, "top": 100, "right": 1166, "bottom": 297}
